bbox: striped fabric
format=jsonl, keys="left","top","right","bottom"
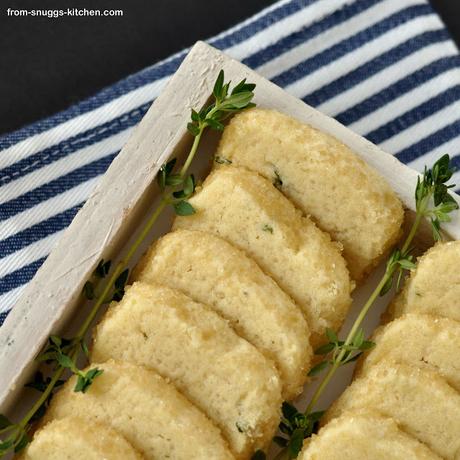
{"left": 1, "top": 0, "right": 459, "bottom": 325}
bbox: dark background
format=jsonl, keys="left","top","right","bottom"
{"left": 0, "top": 0, "right": 458, "bottom": 136}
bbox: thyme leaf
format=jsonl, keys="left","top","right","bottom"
{"left": 415, "top": 154, "right": 458, "bottom": 241}
{"left": 112, "top": 268, "right": 129, "bottom": 301}
{"left": 276, "top": 155, "right": 458, "bottom": 459}
{"left": 276, "top": 402, "right": 324, "bottom": 458}
{"left": 82, "top": 281, "right": 95, "bottom": 300}
{"left": 308, "top": 328, "right": 375, "bottom": 377}
{"left": 215, "top": 155, "right": 232, "bottom": 165}
{"left": 0, "top": 70, "right": 257, "bottom": 457}
{"left": 95, "top": 259, "right": 111, "bottom": 278}
{"left": 262, "top": 224, "right": 273, "bottom": 233}
{"left": 74, "top": 368, "right": 104, "bottom": 393}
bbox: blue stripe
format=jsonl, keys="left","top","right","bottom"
{"left": 396, "top": 119, "right": 460, "bottom": 163}
{"left": 272, "top": 4, "right": 433, "bottom": 89}
{"left": 0, "top": 104, "right": 148, "bottom": 187}
{"left": 366, "top": 85, "right": 460, "bottom": 144}
{"left": 0, "top": 0, "right": 307, "bottom": 152}
{"left": 0, "top": 0, "right": 312, "bottom": 324}
{"left": 451, "top": 154, "right": 460, "bottom": 172}
{"left": 244, "top": 0, "right": 381, "bottom": 69}
{"left": 0, "top": 204, "right": 83, "bottom": 260}
{"left": 0, "top": 311, "right": 8, "bottom": 326}
{"left": 0, "top": 153, "right": 116, "bottom": 222}
{"left": 0, "top": 257, "right": 46, "bottom": 297}
{"left": 0, "top": 6, "right": 439, "bottom": 184}
{"left": 0, "top": 0, "right": 457, "bottom": 330}
{"left": 303, "top": 29, "right": 449, "bottom": 107}
{"left": 0, "top": 56, "right": 181, "bottom": 151}
{"left": 211, "top": 0, "right": 312, "bottom": 49}
{"left": 335, "top": 55, "right": 460, "bottom": 126}
{"left": 450, "top": 154, "right": 459, "bottom": 194}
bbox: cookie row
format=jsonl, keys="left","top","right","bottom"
{"left": 21, "top": 109, "right": 403, "bottom": 459}
{"left": 299, "top": 241, "right": 460, "bottom": 459}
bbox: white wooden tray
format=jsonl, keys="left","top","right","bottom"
{"left": 1, "top": 41, "right": 459, "bottom": 457}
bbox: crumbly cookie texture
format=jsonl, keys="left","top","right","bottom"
{"left": 44, "top": 360, "right": 234, "bottom": 460}
{"left": 19, "top": 416, "right": 143, "bottom": 460}
{"left": 299, "top": 410, "right": 441, "bottom": 460}
{"left": 92, "top": 283, "right": 282, "bottom": 459}
{"left": 387, "top": 241, "right": 460, "bottom": 321}
{"left": 173, "top": 166, "right": 353, "bottom": 348}
{"left": 134, "top": 228, "right": 312, "bottom": 400}
{"left": 324, "top": 361, "right": 460, "bottom": 459}
{"left": 355, "top": 313, "right": 460, "bottom": 392}
{"left": 215, "top": 108, "right": 404, "bottom": 281}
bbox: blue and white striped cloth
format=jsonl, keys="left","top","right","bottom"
{"left": 1, "top": 0, "right": 459, "bottom": 326}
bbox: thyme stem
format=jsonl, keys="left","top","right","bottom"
{"left": 305, "top": 197, "right": 426, "bottom": 415}
{"left": 16, "top": 155, "right": 184, "bottom": 431}
{"left": 277, "top": 155, "right": 457, "bottom": 459}
{"left": 304, "top": 274, "right": 388, "bottom": 415}
{"left": 76, "top": 114, "right": 207, "bottom": 345}
{"left": 0, "top": 70, "right": 256, "bottom": 457}
{"left": 19, "top": 363, "right": 65, "bottom": 429}
{"left": 180, "top": 125, "right": 204, "bottom": 176}
{"left": 76, "top": 197, "right": 168, "bottom": 340}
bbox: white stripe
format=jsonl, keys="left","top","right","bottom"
{"left": 408, "top": 136, "right": 460, "bottom": 172}
{"left": 1, "top": 0, "right": 459, "bottom": 321}
{"left": 0, "top": 231, "right": 62, "bottom": 279}
{"left": 0, "top": 78, "right": 167, "bottom": 169}
{"left": 0, "top": 285, "right": 26, "bottom": 315}
{"left": 256, "top": 0, "right": 427, "bottom": 80}
{"left": 380, "top": 99, "right": 460, "bottom": 153}
{"left": 319, "top": 41, "right": 458, "bottom": 119}
{"left": 350, "top": 67, "right": 460, "bottom": 135}
{"left": 0, "top": 128, "right": 131, "bottom": 204}
{"left": 0, "top": 177, "right": 100, "bottom": 240}
{"left": 286, "top": 15, "right": 443, "bottom": 98}
{"left": 0, "top": 0, "right": 415, "bottom": 171}
{"left": 209, "top": 0, "right": 292, "bottom": 44}
{"left": 0, "top": 0, "right": 328, "bottom": 169}
{"left": 0, "top": 1, "right": 436, "bottom": 172}
{"left": 227, "top": 0, "right": 350, "bottom": 60}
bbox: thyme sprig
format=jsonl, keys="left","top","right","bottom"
{"left": 415, "top": 154, "right": 459, "bottom": 241}
{"left": 275, "top": 154, "right": 458, "bottom": 459}
{"left": 0, "top": 70, "right": 256, "bottom": 457}
{"left": 36, "top": 335, "right": 102, "bottom": 393}
{"left": 274, "top": 402, "right": 324, "bottom": 458}
{"left": 307, "top": 328, "right": 375, "bottom": 377}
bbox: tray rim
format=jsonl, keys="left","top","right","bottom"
{"left": 1, "top": 40, "right": 459, "bottom": 414}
